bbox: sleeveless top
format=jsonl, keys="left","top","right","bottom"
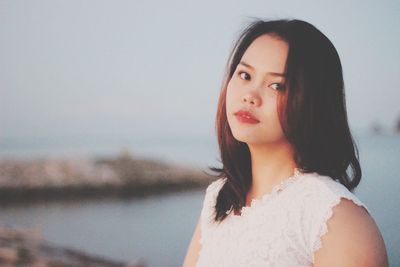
{"left": 196, "top": 168, "right": 370, "bottom": 267}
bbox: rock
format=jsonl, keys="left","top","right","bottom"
{"left": 0, "top": 156, "right": 215, "bottom": 203}
{"left": 0, "top": 226, "right": 146, "bottom": 267}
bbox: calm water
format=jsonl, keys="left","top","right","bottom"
{"left": 0, "top": 133, "right": 399, "bottom": 266}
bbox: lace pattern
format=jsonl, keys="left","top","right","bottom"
{"left": 307, "top": 175, "right": 371, "bottom": 263}
{"left": 196, "top": 170, "right": 370, "bottom": 267}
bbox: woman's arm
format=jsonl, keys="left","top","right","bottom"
{"left": 313, "top": 198, "right": 389, "bottom": 267}
{"left": 182, "top": 216, "right": 202, "bottom": 267}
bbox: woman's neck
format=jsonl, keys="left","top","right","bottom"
{"left": 246, "top": 141, "right": 297, "bottom": 205}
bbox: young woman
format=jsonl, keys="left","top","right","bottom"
{"left": 183, "top": 18, "right": 388, "bottom": 266}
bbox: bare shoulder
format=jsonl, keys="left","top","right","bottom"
{"left": 313, "top": 197, "right": 389, "bottom": 267}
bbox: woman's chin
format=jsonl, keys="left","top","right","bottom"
{"left": 232, "top": 133, "right": 288, "bottom": 146}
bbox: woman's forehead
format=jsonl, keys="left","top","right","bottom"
{"left": 241, "top": 34, "right": 288, "bottom": 75}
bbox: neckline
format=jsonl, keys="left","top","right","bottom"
{"left": 229, "top": 167, "right": 304, "bottom": 218}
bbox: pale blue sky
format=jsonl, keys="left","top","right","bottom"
{"left": 1, "top": 0, "right": 399, "bottom": 141}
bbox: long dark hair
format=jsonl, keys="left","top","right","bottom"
{"left": 208, "top": 18, "right": 362, "bottom": 223}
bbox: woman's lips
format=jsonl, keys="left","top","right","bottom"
{"left": 234, "top": 110, "right": 260, "bottom": 124}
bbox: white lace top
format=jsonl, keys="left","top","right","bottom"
{"left": 196, "top": 168, "right": 370, "bottom": 267}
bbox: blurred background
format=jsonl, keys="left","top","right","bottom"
{"left": 0, "top": 0, "right": 399, "bottom": 266}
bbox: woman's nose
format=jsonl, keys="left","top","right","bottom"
{"left": 242, "top": 92, "right": 261, "bottom": 106}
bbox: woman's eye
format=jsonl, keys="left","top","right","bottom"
{"left": 238, "top": 71, "right": 250, "bottom": 80}
{"left": 270, "top": 83, "right": 285, "bottom": 91}
{"left": 237, "top": 71, "right": 285, "bottom": 91}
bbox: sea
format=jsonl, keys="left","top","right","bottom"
{"left": 0, "top": 132, "right": 398, "bottom": 266}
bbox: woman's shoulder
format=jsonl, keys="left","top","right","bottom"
{"left": 312, "top": 196, "right": 388, "bottom": 266}
{"left": 299, "top": 173, "right": 388, "bottom": 266}
{"left": 296, "top": 172, "right": 370, "bottom": 215}
{"left": 291, "top": 172, "right": 383, "bottom": 263}
{"left": 199, "top": 177, "right": 227, "bottom": 228}
{"left": 205, "top": 177, "right": 227, "bottom": 195}
{"left": 202, "top": 177, "right": 227, "bottom": 208}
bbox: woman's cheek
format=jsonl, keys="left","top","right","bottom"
{"left": 264, "top": 88, "right": 279, "bottom": 98}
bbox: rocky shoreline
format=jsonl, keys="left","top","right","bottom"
{"left": 0, "top": 153, "right": 215, "bottom": 204}
{"left": 0, "top": 226, "right": 147, "bottom": 266}
{"left": 0, "top": 153, "right": 216, "bottom": 266}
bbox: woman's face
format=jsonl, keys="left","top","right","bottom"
{"left": 226, "top": 34, "right": 289, "bottom": 146}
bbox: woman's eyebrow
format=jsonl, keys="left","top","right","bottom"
{"left": 239, "top": 61, "right": 286, "bottom": 77}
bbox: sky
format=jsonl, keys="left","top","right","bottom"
{"left": 1, "top": 0, "right": 399, "bottom": 142}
